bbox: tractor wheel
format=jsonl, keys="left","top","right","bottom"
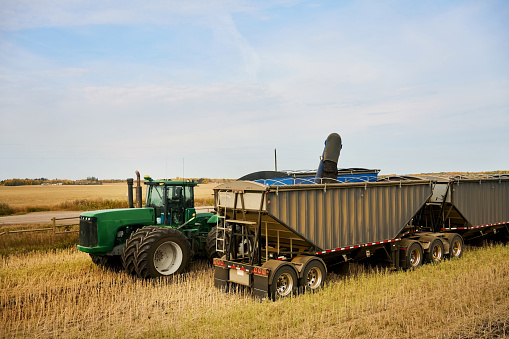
{"left": 122, "top": 226, "right": 152, "bottom": 276}
{"left": 405, "top": 242, "right": 423, "bottom": 269}
{"left": 448, "top": 234, "right": 464, "bottom": 259}
{"left": 206, "top": 225, "right": 222, "bottom": 260}
{"left": 269, "top": 265, "right": 298, "bottom": 300}
{"left": 134, "top": 226, "right": 191, "bottom": 279}
{"left": 300, "top": 260, "right": 326, "bottom": 291}
{"left": 90, "top": 254, "right": 121, "bottom": 270}
{"left": 425, "top": 238, "right": 445, "bottom": 264}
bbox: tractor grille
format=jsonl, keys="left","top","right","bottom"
{"left": 79, "top": 216, "right": 98, "bottom": 247}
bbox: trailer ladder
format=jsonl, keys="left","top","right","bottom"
{"left": 216, "top": 214, "right": 227, "bottom": 255}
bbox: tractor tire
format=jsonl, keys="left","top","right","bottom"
{"left": 205, "top": 225, "right": 222, "bottom": 260}
{"left": 122, "top": 226, "right": 152, "bottom": 276}
{"left": 425, "top": 238, "right": 445, "bottom": 264}
{"left": 134, "top": 226, "right": 191, "bottom": 279}
{"left": 90, "top": 254, "right": 121, "bottom": 270}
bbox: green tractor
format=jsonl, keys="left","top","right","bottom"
{"left": 77, "top": 174, "right": 220, "bottom": 278}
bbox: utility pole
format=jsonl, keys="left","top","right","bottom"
{"left": 274, "top": 148, "right": 278, "bottom": 172}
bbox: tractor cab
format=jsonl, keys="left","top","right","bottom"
{"left": 144, "top": 176, "right": 197, "bottom": 226}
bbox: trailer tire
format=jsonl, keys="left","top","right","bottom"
{"left": 269, "top": 266, "right": 298, "bottom": 300}
{"left": 90, "top": 254, "right": 121, "bottom": 269}
{"left": 425, "top": 238, "right": 445, "bottom": 264}
{"left": 122, "top": 227, "right": 151, "bottom": 276}
{"left": 301, "top": 260, "right": 326, "bottom": 291}
{"left": 135, "top": 226, "right": 191, "bottom": 279}
{"left": 405, "top": 242, "right": 423, "bottom": 269}
{"left": 448, "top": 234, "right": 464, "bottom": 259}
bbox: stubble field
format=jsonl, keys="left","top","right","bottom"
{"left": 1, "top": 245, "right": 508, "bottom": 338}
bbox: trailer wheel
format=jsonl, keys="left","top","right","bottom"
{"left": 90, "top": 254, "right": 121, "bottom": 269}
{"left": 449, "top": 234, "right": 464, "bottom": 259}
{"left": 426, "top": 239, "right": 445, "bottom": 264}
{"left": 122, "top": 227, "right": 151, "bottom": 275}
{"left": 135, "top": 226, "right": 191, "bottom": 279}
{"left": 301, "top": 260, "right": 326, "bottom": 291}
{"left": 405, "top": 242, "right": 423, "bottom": 269}
{"left": 269, "top": 266, "right": 298, "bottom": 300}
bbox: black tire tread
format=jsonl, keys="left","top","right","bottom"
{"left": 448, "top": 234, "right": 464, "bottom": 259}
{"left": 405, "top": 242, "right": 423, "bottom": 269}
{"left": 301, "top": 260, "right": 326, "bottom": 291}
{"left": 205, "top": 225, "right": 220, "bottom": 260}
{"left": 425, "top": 238, "right": 445, "bottom": 264}
{"left": 90, "top": 254, "right": 121, "bottom": 269}
{"left": 122, "top": 226, "right": 152, "bottom": 275}
{"left": 269, "top": 265, "right": 298, "bottom": 300}
{"left": 134, "top": 226, "right": 191, "bottom": 279}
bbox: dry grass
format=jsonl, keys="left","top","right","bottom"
{"left": 1, "top": 245, "right": 508, "bottom": 338}
{"left": 0, "top": 183, "right": 217, "bottom": 214}
{"left": 0, "top": 224, "right": 79, "bottom": 256}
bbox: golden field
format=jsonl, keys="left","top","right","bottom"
{"left": 1, "top": 245, "right": 508, "bottom": 338}
{"left": 0, "top": 182, "right": 217, "bottom": 209}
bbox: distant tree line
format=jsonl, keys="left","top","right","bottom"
{"left": 173, "top": 177, "right": 233, "bottom": 184}
{"left": 1, "top": 178, "right": 49, "bottom": 186}
{"left": 0, "top": 177, "right": 231, "bottom": 186}
{"left": 1, "top": 177, "right": 105, "bottom": 186}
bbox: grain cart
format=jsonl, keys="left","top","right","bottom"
{"left": 212, "top": 133, "right": 509, "bottom": 299}
{"left": 77, "top": 173, "right": 219, "bottom": 278}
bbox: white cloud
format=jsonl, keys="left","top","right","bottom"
{"left": 0, "top": 0, "right": 254, "bottom": 31}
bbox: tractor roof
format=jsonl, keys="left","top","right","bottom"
{"left": 144, "top": 179, "right": 197, "bottom": 186}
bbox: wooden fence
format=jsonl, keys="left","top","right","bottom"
{"left": 0, "top": 216, "right": 79, "bottom": 237}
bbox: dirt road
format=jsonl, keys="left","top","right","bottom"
{"left": 0, "top": 211, "right": 81, "bottom": 226}
{"left": 0, "top": 207, "right": 215, "bottom": 226}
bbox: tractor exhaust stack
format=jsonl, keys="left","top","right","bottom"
{"left": 135, "top": 170, "right": 142, "bottom": 208}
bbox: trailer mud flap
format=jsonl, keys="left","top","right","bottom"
{"left": 214, "top": 266, "right": 229, "bottom": 290}
{"left": 253, "top": 274, "right": 269, "bottom": 300}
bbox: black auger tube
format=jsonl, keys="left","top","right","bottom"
{"left": 315, "top": 133, "right": 342, "bottom": 183}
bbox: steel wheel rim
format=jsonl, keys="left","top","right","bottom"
{"left": 153, "top": 241, "right": 183, "bottom": 275}
{"left": 410, "top": 248, "right": 421, "bottom": 266}
{"left": 432, "top": 244, "right": 443, "bottom": 261}
{"left": 306, "top": 267, "right": 323, "bottom": 289}
{"left": 452, "top": 240, "right": 462, "bottom": 257}
{"left": 276, "top": 272, "right": 294, "bottom": 296}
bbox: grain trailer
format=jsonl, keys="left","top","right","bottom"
{"left": 212, "top": 136, "right": 509, "bottom": 299}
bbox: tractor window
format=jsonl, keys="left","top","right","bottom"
{"left": 170, "top": 186, "right": 183, "bottom": 202}
{"left": 146, "top": 185, "right": 164, "bottom": 207}
{"left": 184, "top": 186, "right": 194, "bottom": 208}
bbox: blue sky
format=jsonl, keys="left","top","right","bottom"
{"left": 1, "top": 0, "right": 508, "bottom": 180}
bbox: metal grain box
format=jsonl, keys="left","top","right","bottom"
{"left": 450, "top": 177, "right": 509, "bottom": 227}
{"left": 215, "top": 179, "right": 434, "bottom": 251}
